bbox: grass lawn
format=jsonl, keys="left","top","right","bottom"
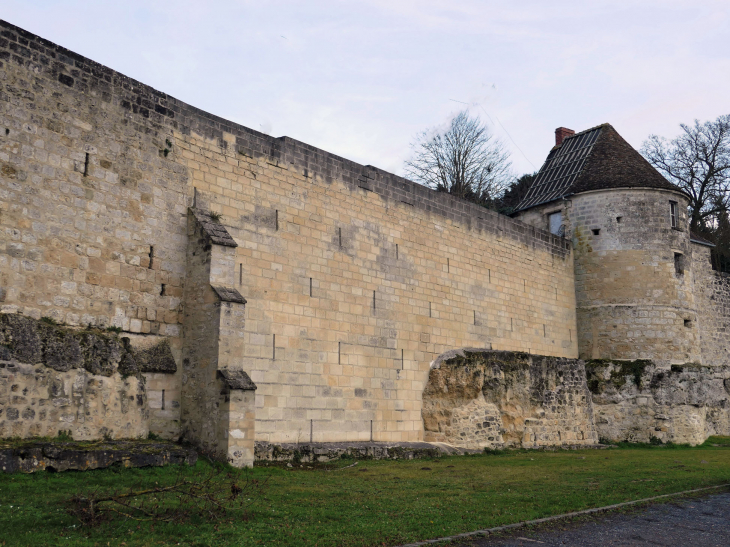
{"left": 1, "top": 438, "right": 729, "bottom": 547}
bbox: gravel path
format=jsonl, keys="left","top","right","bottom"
{"left": 458, "top": 491, "right": 730, "bottom": 546}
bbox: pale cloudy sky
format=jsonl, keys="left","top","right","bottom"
{"left": 3, "top": 1, "right": 729, "bottom": 176}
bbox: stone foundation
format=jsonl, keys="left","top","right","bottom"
{"left": 0, "top": 439, "right": 197, "bottom": 473}
{"left": 254, "top": 441, "right": 465, "bottom": 463}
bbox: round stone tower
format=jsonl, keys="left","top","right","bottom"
{"left": 514, "top": 124, "right": 700, "bottom": 363}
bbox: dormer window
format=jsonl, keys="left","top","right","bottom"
{"left": 670, "top": 201, "right": 678, "bottom": 229}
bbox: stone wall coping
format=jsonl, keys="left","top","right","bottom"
{"left": 211, "top": 286, "right": 246, "bottom": 304}
{"left": 218, "top": 369, "right": 257, "bottom": 390}
{"left": 189, "top": 208, "right": 238, "bottom": 247}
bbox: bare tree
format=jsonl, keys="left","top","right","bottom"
{"left": 404, "top": 111, "right": 512, "bottom": 206}
{"left": 641, "top": 114, "right": 730, "bottom": 232}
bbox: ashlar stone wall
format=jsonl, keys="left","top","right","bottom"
{"left": 188, "top": 139, "right": 578, "bottom": 443}
{"left": 0, "top": 20, "right": 577, "bottom": 446}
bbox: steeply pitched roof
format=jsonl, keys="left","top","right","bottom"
{"left": 515, "top": 124, "right": 684, "bottom": 212}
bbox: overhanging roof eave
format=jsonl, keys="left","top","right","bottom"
{"left": 511, "top": 194, "right": 574, "bottom": 216}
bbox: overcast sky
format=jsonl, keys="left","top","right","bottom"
{"left": 4, "top": 1, "right": 729, "bottom": 177}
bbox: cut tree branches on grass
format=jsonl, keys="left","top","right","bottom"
{"left": 67, "top": 464, "right": 265, "bottom": 526}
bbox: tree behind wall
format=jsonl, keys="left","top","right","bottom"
{"left": 641, "top": 114, "right": 730, "bottom": 234}
{"left": 497, "top": 172, "right": 536, "bottom": 215}
{"left": 642, "top": 114, "right": 730, "bottom": 272}
{"left": 404, "top": 111, "right": 512, "bottom": 207}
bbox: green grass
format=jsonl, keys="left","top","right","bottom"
{"left": 1, "top": 438, "right": 729, "bottom": 546}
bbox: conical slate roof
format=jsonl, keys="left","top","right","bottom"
{"left": 515, "top": 124, "right": 683, "bottom": 212}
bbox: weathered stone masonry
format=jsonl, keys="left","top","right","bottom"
{"left": 586, "top": 360, "right": 730, "bottom": 445}
{"left": 0, "top": 21, "right": 578, "bottom": 464}
{"left": 2, "top": 21, "right": 730, "bottom": 464}
{"left": 692, "top": 244, "right": 730, "bottom": 368}
{"left": 422, "top": 349, "right": 598, "bottom": 449}
{"left": 0, "top": 313, "right": 176, "bottom": 440}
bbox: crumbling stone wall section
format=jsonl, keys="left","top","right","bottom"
{"left": 0, "top": 313, "right": 177, "bottom": 439}
{"left": 587, "top": 360, "right": 730, "bottom": 445}
{"left": 422, "top": 350, "right": 598, "bottom": 449}
{"left": 691, "top": 243, "right": 730, "bottom": 367}
{"left": 0, "top": 362, "right": 147, "bottom": 440}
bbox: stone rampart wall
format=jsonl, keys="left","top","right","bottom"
{"left": 0, "top": 20, "right": 579, "bottom": 444}
{"left": 691, "top": 243, "right": 730, "bottom": 367}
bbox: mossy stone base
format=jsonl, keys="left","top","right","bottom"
{"left": 0, "top": 439, "right": 197, "bottom": 473}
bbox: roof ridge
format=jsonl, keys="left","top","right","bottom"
{"left": 551, "top": 123, "right": 611, "bottom": 151}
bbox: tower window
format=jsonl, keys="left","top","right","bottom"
{"left": 674, "top": 252, "right": 684, "bottom": 276}
{"left": 592, "top": 228, "right": 600, "bottom": 236}
{"left": 670, "top": 201, "right": 678, "bottom": 229}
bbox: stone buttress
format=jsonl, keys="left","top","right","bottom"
{"left": 180, "top": 209, "right": 257, "bottom": 467}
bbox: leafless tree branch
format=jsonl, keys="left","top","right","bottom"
{"left": 404, "top": 111, "right": 512, "bottom": 206}
{"left": 67, "top": 465, "right": 266, "bottom": 527}
{"left": 641, "top": 114, "right": 730, "bottom": 232}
